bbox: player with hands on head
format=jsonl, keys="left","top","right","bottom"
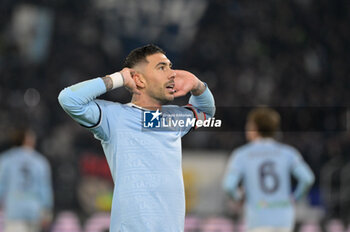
{"left": 58, "top": 44, "right": 215, "bottom": 232}
{"left": 223, "top": 107, "right": 315, "bottom": 232}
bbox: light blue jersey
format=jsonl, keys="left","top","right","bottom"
{"left": 223, "top": 139, "right": 314, "bottom": 230}
{"left": 0, "top": 147, "right": 53, "bottom": 222}
{"left": 58, "top": 77, "right": 215, "bottom": 232}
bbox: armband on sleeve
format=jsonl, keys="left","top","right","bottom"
{"left": 184, "top": 104, "right": 207, "bottom": 129}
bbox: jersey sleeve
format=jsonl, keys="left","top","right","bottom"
{"left": 38, "top": 158, "right": 53, "bottom": 210}
{"left": 87, "top": 100, "right": 122, "bottom": 142}
{"left": 0, "top": 156, "right": 8, "bottom": 201}
{"left": 290, "top": 149, "right": 315, "bottom": 201}
{"left": 58, "top": 78, "right": 112, "bottom": 142}
{"left": 222, "top": 150, "right": 244, "bottom": 200}
{"left": 182, "top": 83, "right": 216, "bottom": 133}
{"left": 187, "top": 83, "right": 216, "bottom": 119}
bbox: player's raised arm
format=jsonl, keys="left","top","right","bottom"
{"left": 174, "top": 70, "right": 215, "bottom": 118}
{"left": 58, "top": 68, "right": 139, "bottom": 127}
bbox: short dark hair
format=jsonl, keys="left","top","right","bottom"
{"left": 123, "top": 44, "right": 165, "bottom": 68}
{"left": 247, "top": 107, "right": 280, "bottom": 137}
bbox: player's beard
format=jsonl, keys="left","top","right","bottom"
{"left": 158, "top": 94, "right": 173, "bottom": 105}
{"left": 149, "top": 88, "right": 173, "bottom": 105}
{"left": 163, "top": 89, "right": 175, "bottom": 104}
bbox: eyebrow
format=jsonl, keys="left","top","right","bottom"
{"left": 155, "top": 61, "right": 172, "bottom": 68}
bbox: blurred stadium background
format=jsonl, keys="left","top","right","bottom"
{"left": 0, "top": 0, "right": 349, "bottom": 231}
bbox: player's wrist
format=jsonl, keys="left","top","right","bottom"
{"left": 103, "top": 72, "right": 124, "bottom": 91}
{"left": 190, "top": 81, "right": 206, "bottom": 96}
{"left": 109, "top": 72, "right": 125, "bottom": 90}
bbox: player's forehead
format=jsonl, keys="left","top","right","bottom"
{"left": 146, "top": 53, "right": 172, "bottom": 67}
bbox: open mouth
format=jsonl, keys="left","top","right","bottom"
{"left": 166, "top": 82, "right": 175, "bottom": 92}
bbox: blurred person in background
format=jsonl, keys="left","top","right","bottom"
{"left": 223, "top": 107, "right": 315, "bottom": 232}
{"left": 58, "top": 44, "right": 215, "bottom": 232}
{"left": 0, "top": 127, "right": 53, "bottom": 232}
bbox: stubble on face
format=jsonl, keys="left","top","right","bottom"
{"left": 140, "top": 53, "right": 175, "bottom": 104}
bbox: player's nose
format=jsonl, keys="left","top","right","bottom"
{"left": 169, "top": 70, "right": 176, "bottom": 80}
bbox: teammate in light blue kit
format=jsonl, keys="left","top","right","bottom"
{"left": 0, "top": 128, "right": 53, "bottom": 232}
{"left": 223, "top": 108, "right": 314, "bottom": 232}
{"left": 58, "top": 44, "right": 215, "bottom": 232}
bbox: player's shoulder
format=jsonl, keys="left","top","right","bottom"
{"left": 278, "top": 142, "right": 300, "bottom": 155}
{"left": 1, "top": 148, "right": 40, "bottom": 164}
{"left": 230, "top": 143, "right": 252, "bottom": 158}
{"left": 0, "top": 148, "right": 16, "bottom": 163}
{"left": 3, "top": 147, "right": 24, "bottom": 157}
{"left": 95, "top": 100, "right": 128, "bottom": 116}
{"left": 164, "top": 104, "right": 188, "bottom": 110}
{"left": 159, "top": 105, "right": 193, "bottom": 119}
{"left": 273, "top": 141, "right": 302, "bottom": 161}
{"left": 95, "top": 99, "right": 122, "bottom": 109}
{"left": 32, "top": 150, "right": 49, "bottom": 162}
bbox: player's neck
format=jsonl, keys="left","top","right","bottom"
{"left": 249, "top": 135, "right": 260, "bottom": 142}
{"left": 131, "top": 94, "right": 163, "bottom": 111}
{"left": 253, "top": 137, "right": 274, "bottom": 142}
{"left": 21, "top": 144, "right": 35, "bottom": 150}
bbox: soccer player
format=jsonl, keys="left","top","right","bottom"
{"left": 58, "top": 44, "right": 215, "bottom": 231}
{"left": 223, "top": 107, "right": 315, "bottom": 232}
{"left": 0, "top": 128, "right": 53, "bottom": 232}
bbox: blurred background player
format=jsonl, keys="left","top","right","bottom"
{"left": 223, "top": 107, "right": 315, "bottom": 232}
{"left": 58, "top": 44, "right": 215, "bottom": 231}
{"left": 0, "top": 127, "right": 53, "bottom": 232}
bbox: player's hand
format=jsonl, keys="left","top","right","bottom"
{"left": 173, "top": 70, "right": 205, "bottom": 97}
{"left": 120, "top": 68, "right": 141, "bottom": 95}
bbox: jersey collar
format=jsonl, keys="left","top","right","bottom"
{"left": 126, "top": 102, "right": 163, "bottom": 111}
{"left": 127, "top": 102, "right": 151, "bottom": 111}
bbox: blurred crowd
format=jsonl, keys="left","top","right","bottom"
{"left": 0, "top": 0, "right": 349, "bottom": 227}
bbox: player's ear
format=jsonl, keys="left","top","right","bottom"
{"left": 131, "top": 71, "right": 146, "bottom": 89}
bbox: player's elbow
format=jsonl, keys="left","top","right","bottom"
{"left": 204, "top": 105, "right": 216, "bottom": 118}
{"left": 222, "top": 183, "right": 229, "bottom": 194}
{"left": 206, "top": 92, "right": 216, "bottom": 117}
{"left": 222, "top": 183, "right": 241, "bottom": 201}
{"left": 305, "top": 173, "right": 315, "bottom": 186}
{"left": 222, "top": 180, "right": 234, "bottom": 195}
{"left": 300, "top": 173, "right": 315, "bottom": 189}
{"left": 58, "top": 88, "right": 70, "bottom": 109}
{"left": 58, "top": 88, "right": 81, "bottom": 113}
